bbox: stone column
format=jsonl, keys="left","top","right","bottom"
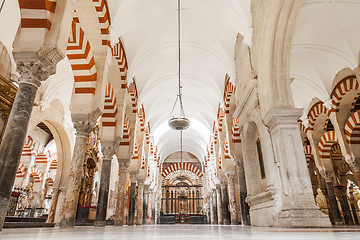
{"left": 128, "top": 173, "right": 137, "bottom": 226}
{"left": 334, "top": 185, "right": 354, "bottom": 225}
{"left": 151, "top": 192, "right": 156, "bottom": 224}
{"left": 114, "top": 160, "right": 129, "bottom": 226}
{"left": 146, "top": 190, "right": 153, "bottom": 224}
{"left": 94, "top": 143, "right": 115, "bottom": 227}
{"left": 142, "top": 185, "right": 149, "bottom": 225}
{"left": 135, "top": 179, "right": 144, "bottom": 225}
{"left": 212, "top": 189, "right": 218, "bottom": 224}
{"left": 206, "top": 193, "right": 211, "bottom": 223}
{"left": 216, "top": 184, "right": 223, "bottom": 224}
{"left": 220, "top": 181, "right": 231, "bottom": 225}
{"left": 235, "top": 158, "right": 250, "bottom": 225}
{"left": 349, "top": 184, "right": 360, "bottom": 225}
{"left": 0, "top": 62, "right": 52, "bottom": 231}
{"left": 59, "top": 119, "right": 95, "bottom": 228}
{"left": 323, "top": 170, "right": 342, "bottom": 225}
{"left": 47, "top": 188, "right": 59, "bottom": 223}
{"left": 155, "top": 189, "right": 162, "bottom": 224}
{"left": 226, "top": 173, "right": 238, "bottom": 225}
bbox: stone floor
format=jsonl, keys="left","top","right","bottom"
{"left": 1, "top": 225, "right": 360, "bottom": 240}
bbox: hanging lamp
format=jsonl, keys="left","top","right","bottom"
{"left": 168, "top": 0, "right": 190, "bottom": 131}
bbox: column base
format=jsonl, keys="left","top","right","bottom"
{"left": 114, "top": 220, "right": 123, "bottom": 226}
{"left": 277, "top": 207, "right": 332, "bottom": 228}
{"left": 94, "top": 221, "right": 106, "bottom": 227}
{"left": 59, "top": 218, "right": 75, "bottom": 229}
{"left": 0, "top": 197, "right": 9, "bottom": 231}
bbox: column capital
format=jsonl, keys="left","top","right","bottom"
{"left": 14, "top": 48, "right": 64, "bottom": 84}
{"left": 137, "top": 179, "right": 144, "bottom": 186}
{"left": 264, "top": 107, "right": 303, "bottom": 131}
{"left": 322, "top": 169, "right": 334, "bottom": 183}
{"left": 225, "top": 172, "right": 235, "bottom": 182}
{"left": 118, "top": 159, "right": 130, "bottom": 172}
{"left": 101, "top": 142, "right": 115, "bottom": 160}
{"left": 129, "top": 172, "right": 138, "bottom": 183}
{"left": 216, "top": 184, "right": 221, "bottom": 191}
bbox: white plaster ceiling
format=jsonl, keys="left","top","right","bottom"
{"left": 108, "top": 0, "right": 252, "bottom": 161}
{"left": 291, "top": 0, "right": 360, "bottom": 112}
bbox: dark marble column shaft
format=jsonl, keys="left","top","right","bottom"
{"left": 221, "top": 181, "right": 231, "bottom": 225}
{"left": 235, "top": 159, "right": 250, "bottom": 226}
{"left": 95, "top": 144, "right": 114, "bottom": 227}
{"left": 59, "top": 120, "right": 94, "bottom": 228}
{"left": 128, "top": 174, "right": 137, "bottom": 226}
{"left": 143, "top": 188, "right": 149, "bottom": 225}
{"left": 334, "top": 185, "right": 354, "bottom": 225}
{"left": 212, "top": 189, "right": 218, "bottom": 224}
{"left": 324, "top": 177, "right": 342, "bottom": 225}
{"left": 0, "top": 63, "right": 49, "bottom": 231}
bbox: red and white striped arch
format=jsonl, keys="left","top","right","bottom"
{"left": 223, "top": 136, "right": 231, "bottom": 160}
{"left": 102, "top": 82, "right": 118, "bottom": 127}
{"left": 223, "top": 74, "right": 235, "bottom": 114}
{"left": 45, "top": 172, "right": 55, "bottom": 186}
{"left": 145, "top": 123, "right": 150, "bottom": 144}
{"left": 35, "top": 152, "right": 49, "bottom": 164}
{"left": 161, "top": 163, "right": 203, "bottom": 179}
{"left": 303, "top": 145, "right": 312, "bottom": 167}
{"left": 92, "top": 0, "right": 111, "bottom": 47}
{"left": 119, "top": 113, "right": 130, "bottom": 146}
{"left": 337, "top": 162, "right": 350, "bottom": 176}
{"left": 232, "top": 118, "right": 241, "bottom": 143}
{"left": 217, "top": 106, "right": 225, "bottom": 132}
{"left": 307, "top": 101, "right": 330, "bottom": 131}
{"left": 16, "top": 162, "right": 26, "bottom": 178}
{"left": 331, "top": 76, "right": 359, "bottom": 112}
{"left": 112, "top": 39, "right": 128, "bottom": 89}
{"left": 213, "top": 123, "right": 219, "bottom": 144}
{"left": 131, "top": 136, "right": 139, "bottom": 160}
{"left": 30, "top": 167, "right": 43, "bottom": 183}
{"left": 344, "top": 110, "right": 360, "bottom": 144}
{"left": 21, "top": 136, "right": 35, "bottom": 166}
{"left": 318, "top": 131, "right": 339, "bottom": 161}
{"left": 18, "top": 0, "right": 57, "bottom": 31}
{"left": 137, "top": 105, "right": 146, "bottom": 131}
{"left": 127, "top": 79, "right": 138, "bottom": 113}
{"left": 67, "top": 17, "right": 97, "bottom": 95}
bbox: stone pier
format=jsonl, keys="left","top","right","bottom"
{"left": 95, "top": 143, "right": 115, "bottom": 227}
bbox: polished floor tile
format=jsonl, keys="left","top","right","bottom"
{"left": 1, "top": 225, "right": 360, "bottom": 240}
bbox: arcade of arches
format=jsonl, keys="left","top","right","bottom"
{"left": 1, "top": 0, "right": 360, "bottom": 234}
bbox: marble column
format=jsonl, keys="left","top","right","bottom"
{"left": 0, "top": 62, "right": 52, "bottom": 231}
{"left": 135, "top": 179, "right": 144, "bottom": 225}
{"left": 147, "top": 191, "right": 153, "bottom": 224}
{"left": 212, "top": 189, "right": 218, "bottom": 224}
{"left": 151, "top": 192, "right": 156, "bottom": 224}
{"left": 334, "top": 185, "right": 354, "bottom": 225}
{"left": 221, "top": 181, "right": 231, "bottom": 225}
{"left": 142, "top": 185, "right": 149, "bottom": 225}
{"left": 94, "top": 144, "right": 115, "bottom": 227}
{"left": 235, "top": 158, "right": 250, "bottom": 225}
{"left": 216, "top": 184, "right": 223, "bottom": 224}
{"left": 226, "top": 173, "right": 238, "bottom": 225}
{"left": 323, "top": 170, "right": 342, "bottom": 225}
{"left": 128, "top": 173, "right": 137, "bottom": 226}
{"left": 349, "top": 184, "right": 360, "bottom": 225}
{"left": 59, "top": 119, "right": 95, "bottom": 228}
{"left": 206, "top": 193, "right": 211, "bottom": 223}
{"left": 47, "top": 188, "right": 59, "bottom": 223}
{"left": 114, "top": 160, "right": 129, "bottom": 226}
